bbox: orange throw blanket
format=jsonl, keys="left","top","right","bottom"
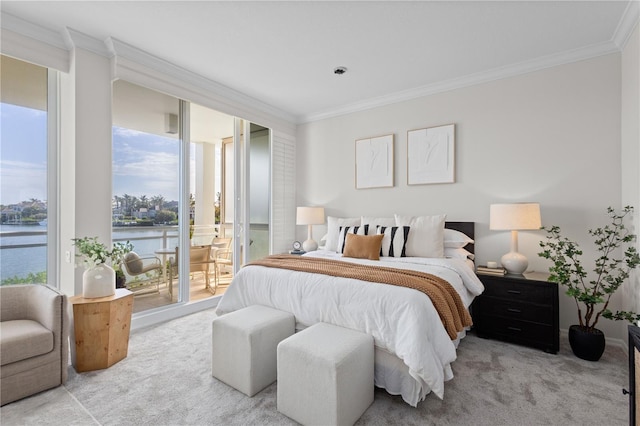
{"left": 248, "top": 254, "right": 472, "bottom": 340}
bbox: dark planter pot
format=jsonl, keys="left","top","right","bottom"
{"left": 115, "top": 273, "right": 126, "bottom": 289}
{"left": 568, "top": 325, "right": 605, "bottom": 361}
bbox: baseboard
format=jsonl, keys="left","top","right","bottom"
{"left": 131, "top": 295, "right": 220, "bottom": 331}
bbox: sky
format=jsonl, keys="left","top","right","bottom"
{"left": 1, "top": 102, "right": 187, "bottom": 206}
{"left": 1, "top": 103, "right": 47, "bottom": 205}
{"left": 112, "top": 126, "right": 180, "bottom": 202}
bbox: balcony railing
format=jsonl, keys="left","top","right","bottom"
{"left": 1, "top": 223, "right": 268, "bottom": 283}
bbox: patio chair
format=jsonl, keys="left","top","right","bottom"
{"left": 168, "top": 245, "right": 218, "bottom": 295}
{"left": 210, "top": 237, "right": 232, "bottom": 262}
{"left": 214, "top": 246, "right": 233, "bottom": 287}
{"left": 190, "top": 245, "right": 217, "bottom": 293}
{"left": 121, "top": 252, "right": 162, "bottom": 295}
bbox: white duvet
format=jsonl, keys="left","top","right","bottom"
{"left": 215, "top": 250, "right": 484, "bottom": 406}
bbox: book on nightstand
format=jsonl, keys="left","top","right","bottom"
{"left": 476, "top": 265, "right": 507, "bottom": 276}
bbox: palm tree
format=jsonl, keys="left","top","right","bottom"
{"left": 138, "top": 195, "right": 149, "bottom": 209}
{"left": 150, "top": 194, "right": 165, "bottom": 211}
{"left": 122, "top": 194, "right": 133, "bottom": 217}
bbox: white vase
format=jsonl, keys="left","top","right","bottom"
{"left": 82, "top": 263, "right": 116, "bottom": 298}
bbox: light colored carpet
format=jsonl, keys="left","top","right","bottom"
{"left": 0, "top": 308, "right": 629, "bottom": 425}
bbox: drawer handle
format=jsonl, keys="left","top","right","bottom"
{"left": 507, "top": 290, "right": 521, "bottom": 295}
{"left": 507, "top": 308, "right": 522, "bottom": 313}
{"left": 507, "top": 326, "right": 522, "bottom": 332}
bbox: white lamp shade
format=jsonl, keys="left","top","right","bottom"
{"left": 490, "top": 203, "right": 541, "bottom": 231}
{"left": 296, "top": 207, "right": 325, "bottom": 225}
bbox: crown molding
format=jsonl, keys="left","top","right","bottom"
{"left": 613, "top": 0, "right": 640, "bottom": 50}
{"left": 300, "top": 40, "right": 620, "bottom": 124}
{"left": 0, "top": 11, "right": 67, "bottom": 50}
{"left": 106, "top": 37, "right": 296, "bottom": 125}
{"left": 65, "top": 28, "right": 112, "bottom": 58}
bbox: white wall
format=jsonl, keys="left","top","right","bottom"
{"left": 621, "top": 20, "right": 640, "bottom": 341}
{"left": 297, "top": 54, "right": 627, "bottom": 341}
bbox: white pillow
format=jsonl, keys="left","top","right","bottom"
{"left": 394, "top": 214, "right": 446, "bottom": 258}
{"left": 325, "top": 216, "right": 361, "bottom": 252}
{"left": 361, "top": 216, "right": 396, "bottom": 229}
{"left": 376, "top": 226, "right": 410, "bottom": 257}
{"left": 444, "top": 247, "right": 475, "bottom": 261}
{"left": 444, "top": 228, "right": 474, "bottom": 248}
{"left": 336, "top": 225, "right": 369, "bottom": 253}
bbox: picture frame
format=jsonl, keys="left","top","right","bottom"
{"left": 407, "top": 123, "right": 455, "bottom": 185}
{"left": 355, "top": 134, "right": 394, "bottom": 189}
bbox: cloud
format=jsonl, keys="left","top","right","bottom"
{"left": 0, "top": 160, "right": 47, "bottom": 204}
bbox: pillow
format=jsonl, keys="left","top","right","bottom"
{"left": 343, "top": 233, "right": 384, "bottom": 260}
{"left": 337, "top": 225, "right": 369, "bottom": 253}
{"left": 394, "top": 214, "right": 446, "bottom": 258}
{"left": 376, "top": 226, "right": 410, "bottom": 257}
{"left": 444, "top": 247, "right": 475, "bottom": 261}
{"left": 444, "top": 228, "right": 474, "bottom": 248}
{"left": 361, "top": 216, "right": 396, "bottom": 229}
{"left": 325, "top": 216, "right": 361, "bottom": 252}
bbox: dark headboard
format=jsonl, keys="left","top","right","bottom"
{"left": 445, "top": 221, "right": 475, "bottom": 255}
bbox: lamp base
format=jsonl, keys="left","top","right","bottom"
{"left": 302, "top": 239, "right": 318, "bottom": 252}
{"left": 500, "top": 251, "right": 528, "bottom": 275}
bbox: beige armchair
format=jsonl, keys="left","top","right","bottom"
{"left": 0, "top": 284, "right": 69, "bottom": 406}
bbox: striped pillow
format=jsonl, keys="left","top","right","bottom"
{"left": 376, "top": 226, "right": 410, "bottom": 257}
{"left": 337, "top": 225, "right": 369, "bottom": 253}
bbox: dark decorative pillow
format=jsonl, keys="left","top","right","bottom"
{"left": 343, "top": 233, "right": 384, "bottom": 260}
{"left": 376, "top": 226, "right": 410, "bottom": 257}
{"left": 336, "top": 225, "right": 369, "bottom": 253}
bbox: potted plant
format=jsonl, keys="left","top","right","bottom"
{"left": 72, "top": 237, "right": 133, "bottom": 296}
{"left": 538, "top": 206, "right": 640, "bottom": 361}
{"left": 110, "top": 240, "right": 133, "bottom": 288}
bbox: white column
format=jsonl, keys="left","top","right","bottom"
{"left": 59, "top": 43, "right": 113, "bottom": 295}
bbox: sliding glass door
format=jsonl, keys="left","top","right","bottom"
{"left": 112, "top": 80, "right": 271, "bottom": 314}
{"left": 225, "top": 120, "right": 271, "bottom": 269}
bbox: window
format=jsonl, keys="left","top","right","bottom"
{"left": 0, "top": 55, "right": 56, "bottom": 286}
{"left": 112, "top": 80, "right": 180, "bottom": 311}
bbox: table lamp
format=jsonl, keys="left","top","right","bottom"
{"left": 297, "top": 207, "right": 325, "bottom": 252}
{"left": 490, "top": 203, "right": 541, "bottom": 275}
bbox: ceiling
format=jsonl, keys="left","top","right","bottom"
{"left": 1, "top": 1, "right": 636, "bottom": 123}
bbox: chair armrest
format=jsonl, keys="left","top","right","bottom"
{"left": 215, "top": 249, "right": 232, "bottom": 260}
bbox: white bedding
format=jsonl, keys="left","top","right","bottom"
{"left": 215, "top": 250, "right": 484, "bottom": 406}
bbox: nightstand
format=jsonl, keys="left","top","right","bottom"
{"left": 472, "top": 272, "right": 559, "bottom": 354}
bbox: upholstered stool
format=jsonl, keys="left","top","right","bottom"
{"left": 212, "top": 305, "right": 295, "bottom": 397}
{"left": 277, "top": 322, "right": 374, "bottom": 426}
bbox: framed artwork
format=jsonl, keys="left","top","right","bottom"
{"left": 407, "top": 124, "right": 455, "bottom": 185}
{"left": 355, "top": 134, "right": 394, "bottom": 189}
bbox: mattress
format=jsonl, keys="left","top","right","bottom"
{"left": 216, "top": 249, "right": 484, "bottom": 406}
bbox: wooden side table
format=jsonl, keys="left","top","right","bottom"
{"left": 70, "top": 288, "right": 134, "bottom": 372}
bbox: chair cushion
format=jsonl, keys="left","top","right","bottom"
{"left": 124, "top": 252, "right": 143, "bottom": 274}
{"left": 0, "top": 320, "right": 53, "bottom": 366}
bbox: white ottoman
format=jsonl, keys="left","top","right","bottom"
{"left": 277, "top": 322, "right": 374, "bottom": 426}
{"left": 212, "top": 305, "right": 295, "bottom": 397}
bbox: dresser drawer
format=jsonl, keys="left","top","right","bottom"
{"left": 481, "top": 277, "right": 554, "bottom": 303}
{"left": 477, "top": 297, "right": 553, "bottom": 324}
{"left": 476, "top": 316, "right": 555, "bottom": 350}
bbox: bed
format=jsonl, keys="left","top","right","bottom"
{"left": 215, "top": 220, "right": 483, "bottom": 406}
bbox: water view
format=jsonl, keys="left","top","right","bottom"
{"left": 0, "top": 223, "right": 180, "bottom": 283}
